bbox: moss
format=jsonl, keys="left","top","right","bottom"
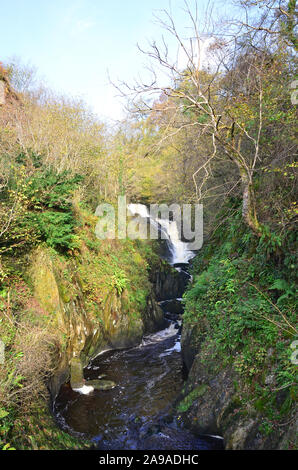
{"left": 220, "top": 397, "right": 246, "bottom": 434}
{"left": 70, "top": 357, "right": 84, "bottom": 389}
{"left": 31, "top": 254, "right": 60, "bottom": 313}
{"left": 58, "top": 283, "right": 71, "bottom": 303}
{"left": 254, "top": 397, "right": 267, "bottom": 412}
{"left": 183, "top": 204, "right": 297, "bottom": 438}
{"left": 0, "top": 205, "right": 160, "bottom": 449}
{"left": 177, "top": 385, "right": 209, "bottom": 413}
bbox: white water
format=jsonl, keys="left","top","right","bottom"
{"left": 128, "top": 203, "right": 150, "bottom": 219}
{"left": 159, "top": 340, "right": 181, "bottom": 358}
{"left": 72, "top": 384, "right": 94, "bottom": 395}
{"left": 128, "top": 203, "right": 195, "bottom": 265}
{"left": 138, "top": 322, "right": 178, "bottom": 348}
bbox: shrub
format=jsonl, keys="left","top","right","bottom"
{"left": 183, "top": 201, "right": 297, "bottom": 423}
{"left": 0, "top": 160, "right": 83, "bottom": 253}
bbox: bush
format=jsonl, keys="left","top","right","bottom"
{"left": 0, "top": 160, "right": 83, "bottom": 253}
{"left": 183, "top": 202, "right": 297, "bottom": 422}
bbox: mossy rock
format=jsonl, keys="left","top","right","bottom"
{"left": 31, "top": 249, "right": 62, "bottom": 317}
{"left": 177, "top": 384, "right": 208, "bottom": 413}
{"left": 70, "top": 357, "right": 84, "bottom": 389}
{"left": 86, "top": 379, "right": 116, "bottom": 390}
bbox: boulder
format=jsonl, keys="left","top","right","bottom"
{"left": 86, "top": 379, "right": 116, "bottom": 390}
{"left": 70, "top": 357, "right": 84, "bottom": 389}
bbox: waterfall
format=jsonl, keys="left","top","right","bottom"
{"left": 127, "top": 203, "right": 195, "bottom": 265}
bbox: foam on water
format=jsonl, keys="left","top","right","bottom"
{"left": 72, "top": 384, "right": 94, "bottom": 395}
{"left": 159, "top": 340, "right": 181, "bottom": 357}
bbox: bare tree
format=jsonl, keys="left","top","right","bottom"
{"left": 235, "top": 0, "right": 297, "bottom": 51}
{"left": 115, "top": 1, "right": 271, "bottom": 235}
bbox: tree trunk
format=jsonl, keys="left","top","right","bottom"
{"left": 239, "top": 167, "right": 262, "bottom": 237}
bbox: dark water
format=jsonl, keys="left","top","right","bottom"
{"left": 54, "top": 318, "right": 223, "bottom": 450}
{"left": 54, "top": 226, "right": 223, "bottom": 450}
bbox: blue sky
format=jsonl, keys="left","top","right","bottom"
{"left": 1, "top": 0, "right": 229, "bottom": 121}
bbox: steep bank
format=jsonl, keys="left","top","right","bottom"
{"left": 176, "top": 206, "right": 297, "bottom": 450}
{"left": 52, "top": 224, "right": 224, "bottom": 450}
{"left": 0, "top": 206, "right": 166, "bottom": 449}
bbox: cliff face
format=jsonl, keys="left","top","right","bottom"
{"left": 29, "top": 245, "right": 165, "bottom": 399}
{"left": 172, "top": 200, "right": 297, "bottom": 451}
{"left": 178, "top": 321, "right": 297, "bottom": 450}
{"left": 0, "top": 191, "right": 171, "bottom": 449}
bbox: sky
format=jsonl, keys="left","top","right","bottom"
{"left": 1, "top": 0, "right": 231, "bottom": 122}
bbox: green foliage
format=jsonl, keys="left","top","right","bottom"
{"left": 0, "top": 162, "right": 83, "bottom": 252}
{"left": 30, "top": 211, "right": 77, "bottom": 250}
{"left": 183, "top": 202, "right": 297, "bottom": 424}
{"left": 0, "top": 408, "right": 9, "bottom": 419}
{"left": 259, "top": 420, "right": 274, "bottom": 437}
{"left": 177, "top": 385, "right": 208, "bottom": 413}
{"left": 23, "top": 166, "right": 83, "bottom": 250}
{"left": 0, "top": 408, "right": 15, "bottom": 450}
{"left": 0, "top": 403, "right": 89, "bottom": 450}
{"left": 23, "top": 168, "right": 83, "bottom": 211}
{"left": 111, "top": 268, "right": 129, "bottom": 295}
{"left": 268, "top": 279, "right": 296, "bottom": 305}
{"left": 258, "top": 225, "right": 282, "bottom": 257}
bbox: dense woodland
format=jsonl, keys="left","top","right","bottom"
{"left": 0, "top": 0, "right": 297, "bottom": 450}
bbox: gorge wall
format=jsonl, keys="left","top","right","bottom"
{"left": 178, "top": 323, "right": 297, "bottom": 450}
{"left": 29, "top": 242, "right": 166, "bottom": 400}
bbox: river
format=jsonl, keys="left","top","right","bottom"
{"left": 53, "top": 205, "right": 224, "bottom": 450}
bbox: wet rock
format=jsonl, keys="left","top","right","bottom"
{"left": 143, "top": 293, "right": 167, "bottom": 334}
{"left": 30, "top": 247, "right": 168, "bottom": 401}
{"left": 86, "top": 379, "right": 116, "bottom": 390}
{"left": 180, "top": 322, "right": 298, "bottom": 449}
{"left": 181, "top": 323, "right": 201, "bottom": 371}
{"left": 151, "top": 265, "right": 191, "bottom": 301}
{"left": 70, "top": 357, "right": 84, "bottom": 389}
{"left": 226, "top": 419, "right": 256, "bottom": 450}
{"left": 164, "top": 312, "right": 180, "bottom": 324}
{"left": 139, "top": 425, "right": 223, "bottom": 450}
{"left": 159, "top": 299, "right": 184, "bottom": 315}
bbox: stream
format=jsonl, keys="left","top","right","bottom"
{"left": 54, "top": 205, "right": 224, "bottom": 450}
